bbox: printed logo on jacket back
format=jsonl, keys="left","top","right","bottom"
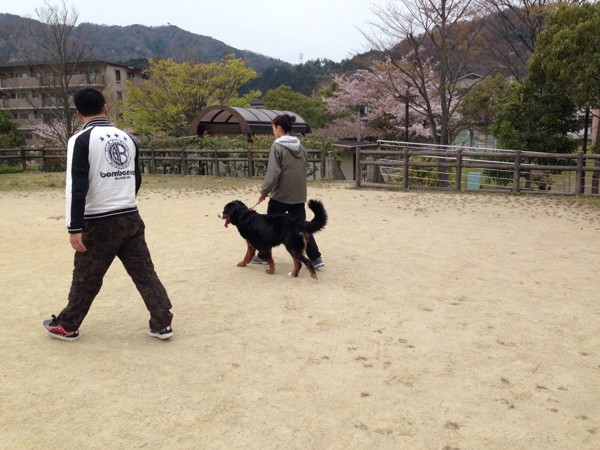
{"left": 105, "top": 137, "right": 131, "bottom": 169}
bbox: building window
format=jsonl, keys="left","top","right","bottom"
{"left": 17, "top": 92, "right": 28, "bottom": 99}
{"left": 41, "top": 93, "right": 52, "bottom": 107}
{"left": 127, "top": 72, "right": 135, "bottom": 79}
{"left": 115, "top": 70, "right": 121, "bottom": 82}
{"left": 19, "top": 113, "right": 29, "bottom": 120}
{"left": 117, "top": 91, "right": 123, "bottom": 100}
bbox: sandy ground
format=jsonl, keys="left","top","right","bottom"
{"left": 1, "top": 181, "right": 599, "bottom": 449}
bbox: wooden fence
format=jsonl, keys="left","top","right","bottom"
{"left": 3, "top": 143, "right": 600, "bottom": 195}
{"left": 0, "top": 147, "right": 329, "bottom": 179}
{"left": 357, "top": 141, "right": 600, "bottom": 196}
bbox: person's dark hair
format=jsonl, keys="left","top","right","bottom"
{"left": 73, "top": 88, "right": 106, "bottom": 117}
{"left": 272, "top": 114, "right": 296, "bottom": 133}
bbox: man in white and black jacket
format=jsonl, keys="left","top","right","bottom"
{"left": 42, "top": 87, "right": 174, "bottom": 341}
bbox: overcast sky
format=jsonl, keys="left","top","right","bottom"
{"left": 3, "top": 0, "right": 380, "bottom": 64}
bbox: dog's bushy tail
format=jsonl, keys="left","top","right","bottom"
{"left": 304, "top": 199, "right": 327, "bottom": 234}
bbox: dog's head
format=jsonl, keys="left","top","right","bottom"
{"left": 219, "top": 200, "right": 249, "bottom": 228}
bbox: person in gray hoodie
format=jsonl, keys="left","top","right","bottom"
{"left": 254, "top": 113, "right": 324, "bottom": 268}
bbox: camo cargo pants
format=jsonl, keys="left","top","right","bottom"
{"left": 56, "top": 212, "right": 173, "bottom": 332}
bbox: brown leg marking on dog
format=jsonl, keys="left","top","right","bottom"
{"left": 290, "top": 258, "right": 301, "bottom": 277}
{"left": 238, "top": 241, "right": 256, "bottom": 267}
{"left": 266, "top": 256, "right": 275, "bottom": 274}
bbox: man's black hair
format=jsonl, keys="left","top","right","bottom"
{"left": 73, "top": 87, "right": 106, "bottom": 117}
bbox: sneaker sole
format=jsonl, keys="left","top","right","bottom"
{"left": 147, "top": 329, "right": 173, "bottom": 340}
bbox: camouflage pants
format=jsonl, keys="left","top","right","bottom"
{"left": 57, "top": 212, "right": 173, "bottom": 332}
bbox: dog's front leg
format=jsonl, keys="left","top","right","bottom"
{"left": 237, "top": 241, "right": 255, "bottom": 267}
{"left": 289, "top": 258, "right": 302, "bottom": 278}
{"left": 266, "top": 254, "right": 275, "bottom": 274}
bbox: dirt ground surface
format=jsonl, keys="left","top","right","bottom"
{"left": 1, "top": 180, "right": 599, "bottom": 449}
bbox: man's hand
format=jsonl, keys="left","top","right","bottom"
{"left": 69, "top": 233, "right": 87, "bottom": 253}
{"left": 258, "top": 194, "right": 267, "bottom": 203}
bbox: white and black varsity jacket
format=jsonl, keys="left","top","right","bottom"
{"left": 66, "top": 118, "right": 142, "bottom": 234}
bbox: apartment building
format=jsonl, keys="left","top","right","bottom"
{"left": 0, "top": 60, "right": 145, "bottom": 146}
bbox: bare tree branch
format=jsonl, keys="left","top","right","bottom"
{"left": 3, "top": 0, "right": 98, "bottom": 147}
{"left": 362, "top": 0, "right": 488, "bottom": 145}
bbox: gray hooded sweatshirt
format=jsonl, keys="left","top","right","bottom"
{"left": 260, "top": 135, "right": 308, "bottom": 204}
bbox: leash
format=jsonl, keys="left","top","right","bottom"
{"left": 249, "top": 200, "right": 263, "bottom": 211}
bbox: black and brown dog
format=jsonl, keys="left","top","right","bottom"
{"left": 219, "top": 199, "right": 327, "bottom": 279}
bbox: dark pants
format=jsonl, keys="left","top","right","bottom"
{"left": 57, "top": 212, "right": 173, "bottom": 332}
{"left": 257, "top": 198, "right": 321, "bottom": 260}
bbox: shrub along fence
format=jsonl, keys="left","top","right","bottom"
{"left": 357, "top": 141, "right": 600, "bottom": 196}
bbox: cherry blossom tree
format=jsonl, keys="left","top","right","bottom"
{"left": 322, "top": 60, "right": 440, "bottom": 141}
{"left": 363, "top": 0, "right": 486, "bottom": 145}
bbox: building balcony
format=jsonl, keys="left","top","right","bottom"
{"left": 2, "top": 98, "right": 46, "bottom": 109}
{"left": 0, "top": 74, "right": 105, "bottom": 90}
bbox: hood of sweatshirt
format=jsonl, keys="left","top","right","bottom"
{"left": 275, "top": 135, "right": 303, "bottom": 157}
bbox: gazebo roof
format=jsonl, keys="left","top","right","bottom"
{"left": 189, "top": 106, "right": 311, "bottom": 137}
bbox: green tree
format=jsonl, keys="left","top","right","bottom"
{"left": 528, "top": 2, "right": 600, "bottom": 107}
{"left": 491, "top": 81, "right": 578, "bottom": 155}
{"left": 124, "top": 56, "right": 259, "bottom": 136}
{"left": 0, "top": 109, "right": 26, "bottom": 148}
{"left": 459, "top": 74, "right": 511, "bottom": 129}
{"left": 264, "top": 85, "right": 329, "bottom": 129}
{"left": 528, "top": 2, "right": 600, "bottom": 151}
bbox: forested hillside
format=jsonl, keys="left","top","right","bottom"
{"left": 0, "top": 13, "right": 281, "bottom": 71}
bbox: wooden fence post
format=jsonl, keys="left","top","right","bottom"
{"left": 402, "top": 147, "right": 409, "bottom": 189}
{"left": 20, "top": 148, "right": 26, "bottom": 171}
{"left": 355, "top": 148, "right": 361, "bottom": 188}
{"left": 181, "top": 150, "right": 187, "bottom": 175}
{"left": 248, "top": 149, "right": 254, "bottom": 177}
{"left": 150, "top": 148, "right": 156, "bottom": 174}
{"left": 576, "top": 152, "right": 584, "bottom": 194}
{"left": 513, "top": 150, "right": 521, "bottom": 193}
{"left": 213, "top": 151, "right": 220, "bottom": 177}
{"left": 455, "top": 149, "right": 462, "bottom": 191}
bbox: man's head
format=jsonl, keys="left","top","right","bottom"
{"left": 73, "top": 87, "right": 106, "bottom": 118}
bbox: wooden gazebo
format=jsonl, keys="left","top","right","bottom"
{"left": 189, "top": 106, "right": 311, "bottom": 140}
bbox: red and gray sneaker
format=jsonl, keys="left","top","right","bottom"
{"left": 42, "top": 315, "right": 80, "bottom": 341}
{"left": 147, "top": 326, "right": 173, "bottom": 340}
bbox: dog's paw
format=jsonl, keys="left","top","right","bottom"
{"left": 266, "top": 268, "right": 275, "bottom": 274}
{"left": 237, "top": 262, "right": 247, "bottom": 267}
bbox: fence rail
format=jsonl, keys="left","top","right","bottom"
{"left": 357, "top": 141, "right": 600, "bottom": 196}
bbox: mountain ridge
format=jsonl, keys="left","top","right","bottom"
{"left": 0, "top": 13, "right": 286, "bottom": 71}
